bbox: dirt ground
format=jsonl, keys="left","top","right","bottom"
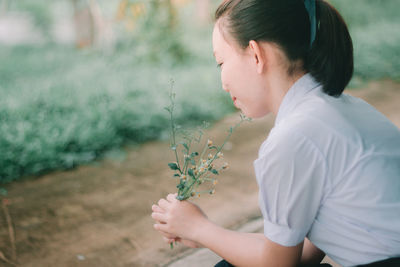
{"left": 0, "top": 80, "right": 399, "bottom": 267}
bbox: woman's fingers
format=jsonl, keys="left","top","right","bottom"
{"left": 158, "top": 229, "right": 177, "bottom": 239}
{"left": 151, "top": 212, "right": 167, "bottom": 223}
{"left": 153, "top": 193, "right": 177, "bottom": 213}
{"left": 153, "top": 223, "right": 168, "bottom": 232}
{"left": 166, "top": 193, "right": 178, "bottom": 202}
{"left": 152, "top": 204, "right": 164, "bottom": 213}
{"left": 158, "top": 198, "right": 170, "bottom": 210}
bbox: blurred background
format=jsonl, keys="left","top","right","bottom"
{"left": 0, "top": 0, "right": 234, "bottom": 185}
{"left": 0, "top": 0, "right": 399, "bottom": 266}
{"left": 0, "top": 0, "right": 399, "bottom": 184}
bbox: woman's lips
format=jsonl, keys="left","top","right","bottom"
{"left": 232, "top": 97, "right": 238, "bottom": 107}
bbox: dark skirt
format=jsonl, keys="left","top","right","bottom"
{"left": 214, "top": 257, "right": 400, "bottom": 267}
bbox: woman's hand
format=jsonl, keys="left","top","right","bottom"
{"left": 151, "top": 202, "right": 203, "bottom": 248}
{"left": 151, "top": 193, "right": 208, "bottom": 243}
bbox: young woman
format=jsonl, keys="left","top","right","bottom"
{"left": 151, "top": 0, "right": 400, "bottom": 266}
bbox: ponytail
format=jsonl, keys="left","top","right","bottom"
{"left": 305, "top": 0, "right": 354, "bottom": 97}
{"left": 215, "top": 0, "right": 354, "bottom": 97}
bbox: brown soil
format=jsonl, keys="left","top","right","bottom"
{"left": 1, "top": 80, "right": 399, "bottom": 267}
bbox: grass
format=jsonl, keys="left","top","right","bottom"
{"left": 1, "top": 0, "right": 399, "bottom": 183}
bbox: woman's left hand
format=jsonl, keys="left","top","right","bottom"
{"left": 151, "top": 203, "right": 203, "bottom": 248}
{"left": 151, "top": 193, "right": 208, "bottom": 242}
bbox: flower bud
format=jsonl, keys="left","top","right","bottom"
{"left": 207, "top": 139, "right": 213, "bottom": 147}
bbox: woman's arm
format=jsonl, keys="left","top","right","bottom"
{"left": 194, "top": 219, "right": 303, "bottom": 267}
{"left": 239, "top": 234, "right": 326, "bottom": 266}
{"left": 152, "top": 194, "right": 303, "bottom": 267}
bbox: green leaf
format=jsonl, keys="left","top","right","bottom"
{"left": 168, "top": 163, "right": 179, "bottom": 170}
{"left": 211, "top": 169, "right": 219, "bottom": 175}
{"left": 191, "top": 152, "right": 199, "bottom": 157}
{"left": 176, "top": 195, "right": 186, "bottom": 201}
{"left": 174, "top": 173, "right": 180, "bottom": 177}
{"left": 188, "top": 168, "right": 195, "bottom": 178}
{"left": 181, "top": 142, "right": 189, "bottom": 151}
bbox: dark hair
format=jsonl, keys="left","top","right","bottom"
{"left": 215, "top": 0, "right": 353, "bottom": 97}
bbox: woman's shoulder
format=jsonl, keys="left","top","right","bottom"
{"left": 277, "top": 90, "right": 400, "bottom": 152}
{"left": 259, "top": 120, "right": 325, "bottom": 163}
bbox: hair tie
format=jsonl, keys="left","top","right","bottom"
{"left": 304, "top": 0, "right": 316, "bottom": 47}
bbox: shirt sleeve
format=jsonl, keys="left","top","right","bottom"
{"left": 254, "top": 128, "right": 327, "bottom": 247}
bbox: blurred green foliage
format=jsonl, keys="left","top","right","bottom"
{"left": 0, "top": 41, "right": 233, "bottom": 183}
{"left": 1, "top": 0, "right": 399, "bottom": 183}
{"left": 331, "top": 0, "right": 400, "bottom": 84}
{"left": 10, "top": 0, "right": 54, "bottom": 39}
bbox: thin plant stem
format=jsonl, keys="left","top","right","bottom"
{"left": 167, "top": 92, "right": 182, "bottom": 174}
{"left": 182, "top": 139, "right": 192, "bottom": 175}
{"left": 2, "top": 199, "right": 16, "bottom": 263}
{"left": 179, "top": 116, "right": 248, "bottom": 199}
{"left": 0, "top": 251, "right": 16, "bottom": 266}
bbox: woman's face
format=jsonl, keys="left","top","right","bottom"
{"left": 212, "top": 22, "right": 270, "bottom": 118}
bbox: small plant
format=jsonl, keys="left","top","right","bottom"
{"left": 164, "top": 89, "right": 250, "bottom": 248}
{"left": 165, "top": 92, "right": 249, "bottom": 201}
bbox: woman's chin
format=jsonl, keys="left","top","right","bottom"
{"left": 238, "top": 108, "right": 253, "bottom": 119}
{"left": 243, "top": 109, "right": 270, "bottom": 119}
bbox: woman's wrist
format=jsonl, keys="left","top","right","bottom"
{"left": 191, "top": 217, "right": 218, "bottom": 247}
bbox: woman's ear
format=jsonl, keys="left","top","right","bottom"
{"left": 248, "top": 40, "right": 266, "bottom": 74}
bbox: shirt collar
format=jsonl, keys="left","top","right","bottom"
{"left": 275, "top": 73, "right": 321, "bottom": 126}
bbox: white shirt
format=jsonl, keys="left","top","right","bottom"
{"left": 253, "top": 74, "right": 400, "bottom": 266}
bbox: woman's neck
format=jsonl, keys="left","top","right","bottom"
{"left": 266, "top": 70, "right": 306, "bottom": 116}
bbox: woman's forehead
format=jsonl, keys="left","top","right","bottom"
{"left": 212, "top": 24, "right": 225, "bottom": 57}
{"left": 213, "top": 22, "right": 238, "bottom": 55}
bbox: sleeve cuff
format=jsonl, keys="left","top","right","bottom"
{"left": 263, "top": 219, "right": 306, "bottom": 247}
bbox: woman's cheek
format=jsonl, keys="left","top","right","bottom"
{"left": 220, "top": 70, "right": 228, "bottom": 92}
